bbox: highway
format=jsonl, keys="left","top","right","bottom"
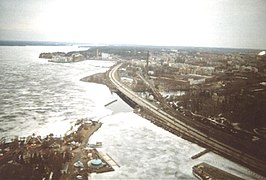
{"left": 108, "top": 62, "right": 266, "bottom": 177}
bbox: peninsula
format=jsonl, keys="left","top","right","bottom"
{"left": 0, "top": 119, "right": 118, "bottom": 180}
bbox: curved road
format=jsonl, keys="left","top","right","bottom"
{"left": 108, "top": 63, "right": 266, "bottom": 177}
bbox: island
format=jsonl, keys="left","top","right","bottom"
{"left": 39, "top": 47, "right": 115, "bottom": 63}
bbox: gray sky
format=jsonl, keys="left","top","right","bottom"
{"left": 0, "top": 0, "right": 266, "bottom": 49}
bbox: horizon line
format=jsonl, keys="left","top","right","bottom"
{"left": 0, "top": 40, "right": 264, "bottom": 51}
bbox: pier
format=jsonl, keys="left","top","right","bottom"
{"left": 193, "top": 162, "right": 242, "bottom": 180}
{"left": 191, "top": 149, "right": 210, "bottom": 159}
{"left": 104, "top": 99, "right": 118, "bottom": 107}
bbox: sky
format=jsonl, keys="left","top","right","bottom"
{"left": 0, "top": 0, "right": 266, "bottom": 49}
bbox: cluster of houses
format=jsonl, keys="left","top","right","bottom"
{"left": 0, "top": 132, "right": 71, "bottom": 179}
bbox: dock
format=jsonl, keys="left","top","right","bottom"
{"left": 191, "top": 149, "right": 210, "bottom": 159}
{"left": 98, "top": 151, "right": 120, "bottom": 169}
{"left": 192, "top": 162, "right": 242, "bottom": 180}
{"left": 104, "top": 99, "right": 118, "bottom": 107}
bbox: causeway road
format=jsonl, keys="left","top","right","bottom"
{"left": 108, "top": 62, "right": 266, "bottom": 177}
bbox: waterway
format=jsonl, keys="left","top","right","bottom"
{"left": 0, "top": 46, "right": 114, "bottom": 138}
